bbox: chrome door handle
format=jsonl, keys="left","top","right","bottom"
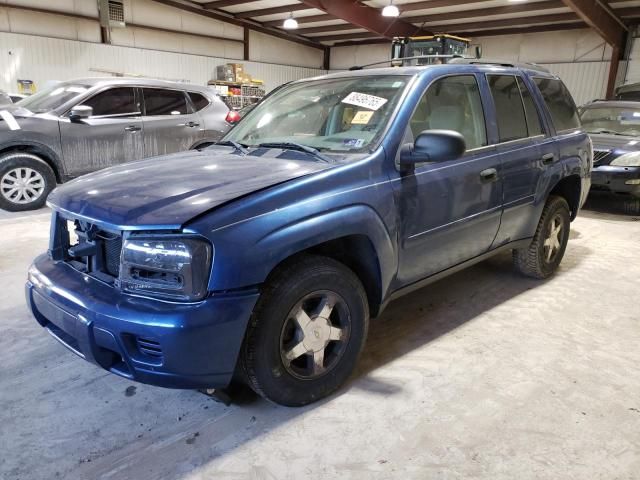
{"left": 480, "top": 168, "right": 498, "bottom": 182}
{"left": 124, "top": 125, "right": 141, "bottom": 132}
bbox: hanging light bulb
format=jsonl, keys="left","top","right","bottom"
{"left": 382, "top": 1, "right": 399, "bottom": 17}
{"left": 283, "top": 13, "right": 298, "bottom": 29}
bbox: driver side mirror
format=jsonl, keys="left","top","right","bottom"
{"left": 399, "top": 130, "right": 466, "bottom": 172}
{"left": 69, "top": 105, "right": 93, "bottom": 122}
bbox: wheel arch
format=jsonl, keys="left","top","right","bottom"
{"left": 0, "top": 142, "right": 64, "bottom": 182}
{"left": 217, "top": 204, "right": 397, "bottom": 318}
{"left": 267, "top": 234, "right": 384, "bottom": 318}
{"left": 548, "top": 174, "right": 581, "bottom": 220}
{"left": 190, "top": 139, "right": 216, "bottom": 150}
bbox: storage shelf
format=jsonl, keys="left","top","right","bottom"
{"left": 207, "top": 80, "right": 263, "bottom": 87}
{"left": 210, "top": 81, "right": 266, "bottom": 110}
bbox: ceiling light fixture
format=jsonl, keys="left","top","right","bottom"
{"left": 283, "top": 13, "right": 298, "bottom": 29}
{"left": 382, "top": 1, "right": 400, "bottom": 17}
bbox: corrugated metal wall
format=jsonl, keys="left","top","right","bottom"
{"left": 0, "top": 32, "right": 625, "bottom": 106}
{"left": 0, "top": 32, "right": 327, "bottom": 93}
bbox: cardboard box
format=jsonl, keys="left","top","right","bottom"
{"left": 232, "top": 63, "right": 245, "bottom": 80}
{"left": 216, "top": 64, "right": 235, "bottom": 82}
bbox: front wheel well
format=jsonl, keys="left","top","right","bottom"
{"left": 549, "top": 175, "right": 581, "bottom": 220}
{"left": 0, "top": 145, "right": 62, "bottom": 182}
{"left": 265, "top": 235, "right": 383, "bottom": 318}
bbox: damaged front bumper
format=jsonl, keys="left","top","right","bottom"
{"left": 26, "top": 254, "right": 259, "bottom": 389}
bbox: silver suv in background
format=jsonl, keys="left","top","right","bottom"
{"left": 0, "top": 78, "right": 232, "bottom": 211}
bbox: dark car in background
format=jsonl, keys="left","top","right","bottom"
{"left": 580, "top": 100, "right": 640, "bottom": 198}
{"left": 615, "top": 82, "right": 640, "bottom": 101}
{"left": 0, "top": 78, "right": 231, "bottom": 211}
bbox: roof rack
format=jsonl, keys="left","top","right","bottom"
{"left": 347, "top": 55, "right": 552, "bottom": 73}
{"left": 448, "top": 58, "right": 551, "bottom": 73}
{"left": 349, "top": 54, "right": 463, "bottom": 71}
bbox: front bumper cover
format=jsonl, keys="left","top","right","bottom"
{"left": 26, "top": 254, "right": 259, "bottom": 389}
{"left": 591, "top": 165, "right": 640, "bottom": 196}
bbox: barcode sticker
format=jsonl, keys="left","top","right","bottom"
{"left": 342, "top": 92, "right": 388, "bottom": 111}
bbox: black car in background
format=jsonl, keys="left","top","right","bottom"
{"left": 580, "top": 100, "right": 640, "bottom": 198}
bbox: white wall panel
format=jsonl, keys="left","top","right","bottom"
{"left": 475, "top": 29, "right": 612, "bottom": 63}
{"left": 0, "top": 0, "right": 98, "bottom": 16}
{"left": 0, "top": 31, "right": 326, "bottom": 92}
{"left": 249, "top": 30, "right": 324, "bottom": 68}
{"left": 331, "top": 43, "right": 389, "bottom": 70}
{"left": 0, "top": 2, "right": 318, "bottom": 67}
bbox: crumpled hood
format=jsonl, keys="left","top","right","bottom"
{"left": 48, "top": 148, "right": 332, "bottom": 230}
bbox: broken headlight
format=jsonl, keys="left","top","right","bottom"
{"left": 119, "top": 236, "right": 212, "bottom": 302}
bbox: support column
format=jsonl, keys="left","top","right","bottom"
{"left": 323, "top": 47, "right": 330, "bottom": 71}
{"left": 243, "top": 26, "right": 250, "bottom": 61}
{"left": 606, "top": 45, "right": 622, "bottom": 99}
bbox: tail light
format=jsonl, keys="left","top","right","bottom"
{"left": 225, "top": 110, "right": 241, "bottom": 124}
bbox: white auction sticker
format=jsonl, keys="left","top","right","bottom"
{"left": 342, "top": 92, "right": 388, "bottom": 111}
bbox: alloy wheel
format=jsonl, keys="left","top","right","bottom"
{"left": 280, "top": 290, "right": 351, "bottom": 380}
{"left": 543, "top": 213, "right": 564, "bottom": 263}
{"left": 0, "top": 167, "right": 46, "bottom": 205}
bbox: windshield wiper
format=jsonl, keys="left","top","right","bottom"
{"left": 257, "top": 142, "right": 332, "bottom": 163}
{"left": 213, "top": 140, "right": 249, "bottom": 154}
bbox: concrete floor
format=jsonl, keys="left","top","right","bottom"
{"left": 1, "top": 194, "right": 640, "bottom": 480}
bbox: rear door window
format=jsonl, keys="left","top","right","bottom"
{"left": 517, "top": 77, "right": 544, "bottom": 136}
{"left": 487, "top": 75, "right": 528, "bottom": 142}
{"left": 81, "top": 87, "right": 139, "bottom": 116}
{"left": 143, "top": 88, "right": 190, "bottom": 116}
{"left": 533, "top": 78, "right": 580, "bottom": 132}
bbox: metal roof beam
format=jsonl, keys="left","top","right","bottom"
{"left": 263, "top": 13, "right": 335, "bottom": 27}
{"left": 202, "top": 0, "right": 258, "bottom": 9}
{"left": 149, "top": 0, "right": 324, "bottom": 49}
{"left": 331, "top": 22, "right": 590, "bottom": 47}
{"left": 236, "top": 4, "right": 310, "bottom": 18}
{"left": 405, "top": 0, "right": 566, "bottom": 24}
{"left": 561, "top": 0, "right": 626, "bottom": 47}
{"left": 298, "top": 0, "right": 427, "bottom": 38}
{"left": 315, "top": 12, "right": 581, "bottom": 41}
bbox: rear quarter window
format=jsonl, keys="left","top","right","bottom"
{"left": 534, "top": 78, "right": 580, "bottom": 132}
{"left": 189, "top": 92, "right": 210, "bottom": 112}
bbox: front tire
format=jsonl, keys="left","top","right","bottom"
{"left": 513, "top": 195, "right": 571, "bottom": 279}
{"left": 0, "top": 152, "right": 56, "bottom": 212}
{"left": 241, "top": 255, "right": 369, "bottom": 407}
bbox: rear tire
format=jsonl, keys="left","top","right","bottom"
{"left": 0, "top": 152, "right": 56, "bottom": 212}
{"left": 513, "top": 195, "right": 571, "bottom": 279}
{"left": 241, "top": 255, "right": 369, "bottom": 407}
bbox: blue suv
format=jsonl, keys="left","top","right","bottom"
{"left": 26, "top": 61, "right": 592, "bottom": 406}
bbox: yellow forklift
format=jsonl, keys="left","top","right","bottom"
{"left": 391, "top": 34, "right": 481, "bottom": 66}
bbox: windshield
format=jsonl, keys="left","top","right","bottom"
{"left": 16, "top": 83, "right": 89, "bottom": 113}
{"left": 225, "top": 75, "right": 410, "bottom": 154}
{"left": 580, "top": 106, "right": 640, "bottom": 136}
